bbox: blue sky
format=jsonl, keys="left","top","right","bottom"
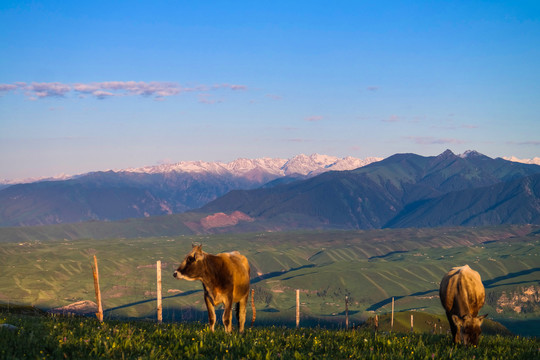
{"left": 1, "top": 1, "right": 539, "bottom": 180}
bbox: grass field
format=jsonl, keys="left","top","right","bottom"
{"left": 0, "top": 225, "right": 538, "bottom": 336}
{"left": 1, "top": 312, "right": 539, "bottom": 359}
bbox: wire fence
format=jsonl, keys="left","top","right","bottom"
{"left": 1, "top": 254, "right": 455, "bottom": 333}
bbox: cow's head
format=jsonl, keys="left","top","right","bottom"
{"left": 173, "top": 244, "right": 205, "bottom": 281}
{"left": 452, "top": 314, "right": 487, "bottom": 346}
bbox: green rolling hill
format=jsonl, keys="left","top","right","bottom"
{"left": 1, "top": 225, "right": 538, "bottom": 336}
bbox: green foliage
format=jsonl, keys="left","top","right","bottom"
{"left": 1, "top": 314, "right": 538, "bottom": 359}
{"left": 361, "top": 311, "right": 512, "bottom": 336}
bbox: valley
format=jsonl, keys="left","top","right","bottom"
{"left": 1, "top": 225, "right": 538, "bottom": 336}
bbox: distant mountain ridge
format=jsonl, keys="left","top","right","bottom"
{"left": 124, "top": 153, "right": 382, "bottom": 178}
{"left": 0, "top": 154, "right": 381, "bottom": 226}
{"left": 502, "top": 156, "right": 540, "bottom": 165}
{"left": 0, "top": 154, "right": 382, "bottom": 185}
{"left": 201, "top": 150, "right": 540, "bottom": 230}
{"left": 2, "top": 150, "right": 539, "bottom": 229}
{"left": 386, "top": 173, "right": 540, "bottom": 228}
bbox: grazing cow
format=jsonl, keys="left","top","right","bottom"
{"left": 173, "top": 244, "right": 250, "bottom": 333}
{"left": 439, "top": 265, "right": 487, "bottom": 345}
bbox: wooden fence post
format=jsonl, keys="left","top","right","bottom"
{"left": 410, "top": 314, "right": 414, "bottom": 333}
{"left": 374, "top": 314, "right": 379, "bottom": 332}
{"left": 251, "top": 288, "right": 256, "bottom": 327}
{"left": 345, "top": 295, "right": 349, "bottom": 330}
{"left": 296, "top": 289, "right": 300, "bottom": 328}
{"left": 156, "top": 260, "right": 162, "bottom": 324}
{"left": 391, "top": 297, "right": 394, "bottom": 331}
{"left": 92, "top": 255, "right": 103, "bottom": 322}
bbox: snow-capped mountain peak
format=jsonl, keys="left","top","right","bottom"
{"left": 225, "top": 157, "right": 286, "bottom": 175}
{"left": 1, "top": 154, "right": 382, "bottom": 186}
{"left": 282, "top": 154, "right": 340, "bottom": 175}
{"left": 126, "top": 154, "right": 382, "bottom": 177}
{"left": 502, "top": 156, "right": 540, "bottom": 165}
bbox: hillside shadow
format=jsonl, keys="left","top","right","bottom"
{"left": 368, "top": 250, "right": 408, "bottom": 260}
{"left": 250, "top": 264, "right": 317, "bottom": 284}
{"left": 104, "top": 264, "right": 317, "bottom": 314}
{"left": 366, "top": 289, "right": 438, "bottom": 312}
{"left": 483, "top": 268, "right": 540, "bottom": 288}
{"left": 366, "top": 267, "right": 540, "bottom": 312}
{"left": 104, "top": 289, "right": 202, "bottom": 314}
{"left": 281, "top": 271, "right": 318, "bottom": 281}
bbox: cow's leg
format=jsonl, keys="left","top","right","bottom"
{"left": 447, "top": 313, "right": 460, "bottom": 344}
{"left": 235, "top": 302, "right": 240, "bottom": 327}
{"left": 222, "top": 300, "right": 233, "bottom": 333}
{"left": 204, "top": 294, "right": 216, "bottom": 332}
{"left": 237, "top": 294, "right": 248, "bottom": 333}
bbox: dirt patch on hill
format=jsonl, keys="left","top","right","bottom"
{"left": 200, "top": 211, "right": 254, "bottom": 230}
{"left": 493, "top": 285, "right": 540, "bottom": 314}
{"left": 50, "top": 300, "right": 98, "bottom": 315}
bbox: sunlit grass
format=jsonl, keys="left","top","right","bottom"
{"left": 1, "top": 313, "right": 538, "bottom": 359}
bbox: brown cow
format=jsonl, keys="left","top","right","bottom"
{"left": 439, "top": 265, "right": 487, "bottom": 345}
{"left": 173, "top": 244, "right": 250, "bottom": 333}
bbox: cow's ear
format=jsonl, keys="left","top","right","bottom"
{"left": 452, "top": 315, "right": 463, "bottom": 327}
{"left": 478, "top": 314, "right": 487, "bottom": 322}
{"left": 194, "top": 244, "right": 203, "bottom": 253}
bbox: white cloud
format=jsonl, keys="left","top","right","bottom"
{"left": 92, "top": 90, "right": 116, "bottom": 100}
{"left": 382, "top": 115, "right": 400, "bottom": 123}
{"left": 0, "top": 84, "right": 18, "bottom": 93}
{"left": 72, "top": 83, "right": 101, "bottom": 93}
{"left": 305, "top": 115, "right": 324, "bottom": 122}
{"left": 406, "top": 136, "right": 465, "bottom": 145}
{"left": 0, "top": 81, "right": 247, "bottom": 101}
{"left": 506, "top": 140, "right": 540, "bottom": 146}
{"left": 266, "top": 94, "right": 283, "bottom": 100}
{"left": 27, "top": 82, "right": 71, "bottom": 98}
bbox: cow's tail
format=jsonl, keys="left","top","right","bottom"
{"left": 250, "top": 288, "right": 256, "bottom": 327}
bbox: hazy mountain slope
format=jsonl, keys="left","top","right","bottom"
{"left": 0, "top": 171, "right": 262, "bottom": 226}
{"left": 202, "top": 170, "right": 403, "bottom": 229}
{"left": 201, "top": 150, "right": 540, "bottom": 229}
{"left": 386, "top": 173, "right": 540, "bottom": 228}
{"left": 0, "top": 179, "right": 165, "bottom": 226}
{"left": 0, "top": 154, "right": 380, "bottom": 226}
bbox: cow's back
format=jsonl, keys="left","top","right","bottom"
{"left": 440, "top": 265, "right": 485, "bottom": 317}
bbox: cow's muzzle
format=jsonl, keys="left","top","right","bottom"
{"left": 173, "top": 271, "right": 196, "bottom": 281}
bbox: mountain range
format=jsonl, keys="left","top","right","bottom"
{"left": 201, "top": 150, "right": 540, "bottom": 230}
{"left": 1, "top": 150, "right": 539, "bottom": 230}
{"left": 0, "top": 154, "right": 381, "bottom": 226}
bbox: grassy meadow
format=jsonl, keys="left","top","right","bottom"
{"left": 1, "top": 311, "right": 539, "bottom": 359}
{"left": 0, "top": 225, "right": 539, "bottom": 336}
